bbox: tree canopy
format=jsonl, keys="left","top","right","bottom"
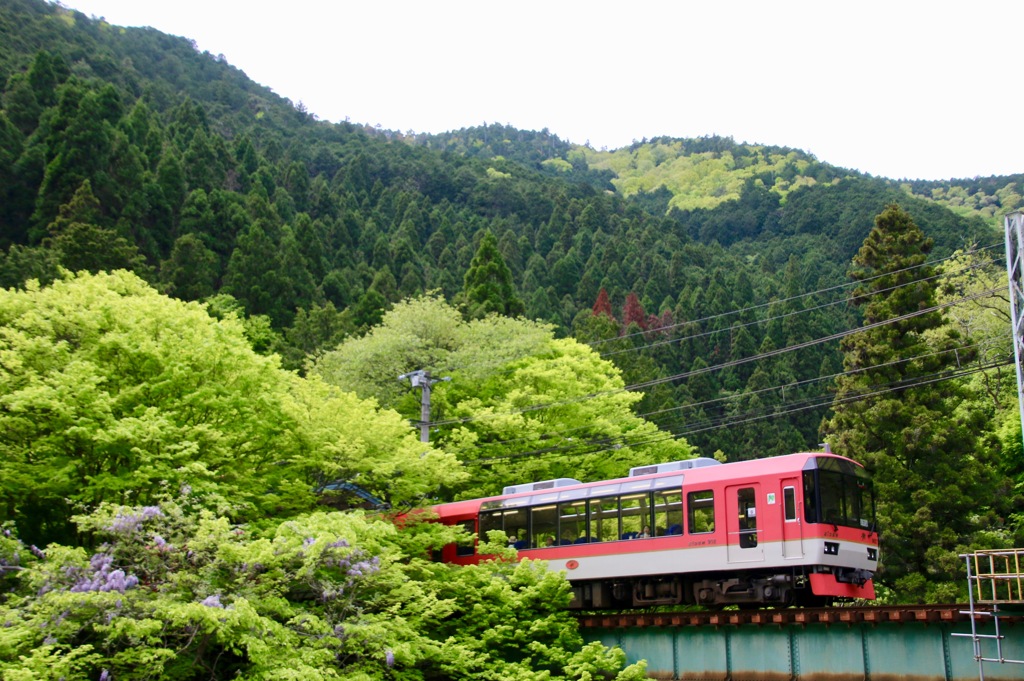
{"left": 0, "top": 271, "right": 462, "bottom": 546}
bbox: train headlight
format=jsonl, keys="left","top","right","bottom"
{"left": 867, "top": 548, "right": 877, "bottom": 561}
{"left": 824, "top": 541, "right": 839, "bottom": 555}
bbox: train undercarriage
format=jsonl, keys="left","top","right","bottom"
{"left": 568, "top": 566, "right": 869, "bottom": 610}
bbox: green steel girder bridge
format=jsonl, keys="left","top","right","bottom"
{"left": 579, "top": 550, "right": 1024, "bottom": 681}
{"left": 580, "top": 605, "right": 1023, "bottom": 681}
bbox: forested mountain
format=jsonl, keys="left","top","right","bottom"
{"left": 2, "top": 0, "right": 1024, "bottom": 618}
{"left": 1, "top": 0, "right": 1015, "bottom": 455}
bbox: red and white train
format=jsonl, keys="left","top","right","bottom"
{"left": 432, "top": 452, "right": 878, "bottom": 608}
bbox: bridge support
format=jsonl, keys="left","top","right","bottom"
{"left": 583, "top": 612, "right": 1024, "bottom": 681}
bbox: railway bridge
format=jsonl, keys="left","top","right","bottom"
{"left": 579, "top": 551, "right": 1024, "bottom": 681}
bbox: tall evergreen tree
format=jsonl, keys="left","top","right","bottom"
{"left": 820, "top": 204, "right": 995, "bottom": 602}
{"left": 462, "top": 230, "right": 524, "bottom": 318}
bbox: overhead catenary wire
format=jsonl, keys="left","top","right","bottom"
{"left": 427, "top": 285, "right": 1005, "bottom": 431}
{"left": 463, "top": 336, "right": 1008, "bottom": 451}
{"left": 434, "top": 243, "right": 1003, "bottom": 380}
{"left": 588, "top": 240, "right": 1004, "bottom": 351}
{"left": 467, "top": 356, "right": 1014, "bottom": 467}
{"left": 596, "top": 252, "right": 1004, "bottom": 360}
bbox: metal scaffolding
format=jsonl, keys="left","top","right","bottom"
{"left": 1004, "top": 212, "right": 1024, "bottom": 453}
{"left": 957, "top": 549, "right": 1024, "bottom": 681}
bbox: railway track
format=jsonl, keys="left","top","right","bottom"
{"left": 576, "top": 604, "right": 1019, "bottom": 629}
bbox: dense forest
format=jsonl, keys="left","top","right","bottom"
{"left": 2, "top": 0, "right": 1024, "bottom": 677}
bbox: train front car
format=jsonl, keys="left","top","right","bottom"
{"left": 432, "top": 452, "right": 878, "bottom": 609}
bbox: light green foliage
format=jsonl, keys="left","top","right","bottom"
{"left": 314, "top": 293, "right": 469, "bottom": 405}
{"left": 541, "top": 158, "right": 572, "bottom": 173}
{"left": 445, "top": 337, "right": 693, "bottom": 498}
{"left": 0, "top": 273, "right": 462, "bottom": 546}
{"left": 905, "top": 181, "right": 1024, "bottom": 224}
{"left": 0, "top": 500, "right": 643, "bottom": 680}
{"left": 0, "top": 270, "right": 298, "bottom": 545}
{"left": 316, "top": 294, "right": 693, "bottom": 497}
{"left": 583, "top": 142, "right": 824, "bottom": 212}
{"left": 282, "top": 373, "right": 467, "bottom": 506}
{"left": 314, "top": 293, "right": 552, "bottom": 407}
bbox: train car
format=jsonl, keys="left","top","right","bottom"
{"left": 432, "top": 452, "right": 877, "bottom": 609}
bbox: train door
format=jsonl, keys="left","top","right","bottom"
{"left": 726, "top": 484, "right": 764, "bottom": 563}
{"left": 780, "top": 477, "right": 804, "bottom": 559}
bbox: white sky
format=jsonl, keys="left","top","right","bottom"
{"left": 60, "top": 0, "right": 1023, "bottom": 181}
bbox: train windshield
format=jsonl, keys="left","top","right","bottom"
{"left": 803, "top": 457, "right": 875, "bottom": 531}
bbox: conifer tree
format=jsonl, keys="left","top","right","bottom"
{"left": 462, "top": 230, "right": 524, "bottom": 318}
{"left": 592, "top": 287, "right": 614, "bottom": 320}
{"left": 821, "top": 204, "right": 994, "bottom": 601}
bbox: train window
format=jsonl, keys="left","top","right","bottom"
{"left": 589, "top": 497, "right": 618, "bottom": 542}
{"left": 783, "top": 487, "right": 796, "bottom": 522}
{"left": 558, "top": 500, "right": 586, "bottom": 544}
{"left": 504, "top": 509, "right": 528, "bottom": 548}
{"left": 803, "top": 473, "right": 817, "bottom": 523}
{"left": 620, "top": 493, "right": 649, "bottom": 539}
{"left": 480, "top": 509, "right": 529, "bottom": 548}
{"left": 687, "top": 490, "right": 715, "bottom": 534}
{"left": 456, "top": 519, "right": 476, "bottom": 556}
{"left": 479, "top": 510, "right": 503, "bottom": 543}
{"left": 737, "top": 487, "right": 757, "bottom": 548}
{"left": 653, "top": 490, "right": 682, "bottom": 536}
{"left": 803, "top": 458, "right": 876, "bottom": 530}
{"left": 531, "top": 504, "right": 558, "bottom": 548}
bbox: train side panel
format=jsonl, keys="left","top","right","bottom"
{"left": 432, "top": 453, "right": 878, "bottom": 607}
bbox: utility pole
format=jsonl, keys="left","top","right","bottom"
{"left": 1005, "top": 212, "right": 1024, "bottom": 451}
{"left": 398, "top": 370, "right": 450, "bottom": 443}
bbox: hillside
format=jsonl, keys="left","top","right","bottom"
{"left": 0, "top": 0, "right": 1012, "bottom": 463}
{"left": 2, "top": 0, "right": 1024, "bottom": 622}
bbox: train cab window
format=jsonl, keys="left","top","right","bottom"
{"left": 619, "top": 494, "right": 649, "bottom": 539}
{"left": 783, "top": 487, "right": 797, "bottom": 522}
{"left": 687, "top": 490, "right": 714, "bottom": 534}
{"left": 456, "top": 519, "right": 476, "bottom": 556}
{"left": 803, "top": 458, "right": 875, "bottom": 530}
{"left": 653, "top": 490, "right": 682, "bottom": 537}
{"left": 531, "top": 505, "right": 558, "bottom": 548}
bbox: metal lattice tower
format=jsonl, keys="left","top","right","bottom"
{"left": 1005, "top": 212, "right": 1024, "bottom": 451}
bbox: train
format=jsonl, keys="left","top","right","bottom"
{"left": 431, "top": 452, "right": 878, "bottom": 609}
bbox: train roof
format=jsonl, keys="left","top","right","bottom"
{"left": 434, "top": 452, "right": 864, "bottom": 515}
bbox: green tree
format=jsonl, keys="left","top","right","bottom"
{"left": 316, "top": 294, "right": 694, "bottom": 499}
{"left": 820, "top": 204, "right": 1000, "bottom": 602}
{"left": 0, "top": 272, "right": 462, "bottom": 546}
{"left": 462, "top": 230, "right": 525, "bottom": 318}
{"left": 0, "top": 500, "right": 645, "bottom": 680}
{"left": 160, "top": 232, "right": 219, "bottom": 301}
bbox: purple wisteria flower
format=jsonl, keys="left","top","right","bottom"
{"left": 200, "top": 594, "right": 224, "bottom": 608}
{"left": 385, "top": 649, "right": 395, "bottom": 668}
{"left": 68, "top": 553, "right": 139, "bottom": 593}
{"left": 107, "top": 507, "right": 164, "bottom": 535}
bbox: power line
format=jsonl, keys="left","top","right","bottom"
{"left": 429, "top": 286, "right": 1003, "bottom": 430}
{"left": 596, "top": 253, "right": 1003, "bottom": 360}
{"left": 459, "top": 336, "right": 1007, "bottom": 451}
{"left": 588, "top": 241, "right": 1004, "bottom": 350}
{"left": 466, "top": 357, "right": 1013, "bottom": 467}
